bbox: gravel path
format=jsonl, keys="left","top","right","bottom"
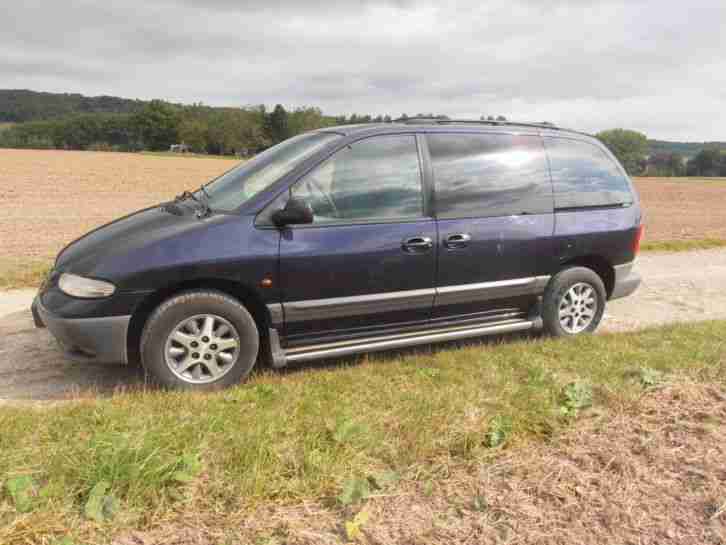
{"left": 603, "top": 248, "right": 726, "bottom": 331}
{"left": 0, "top": 289, "right": 38, "bottom": 318}
{"left": 2, "top": 248, "right": 726, "bottom": 401}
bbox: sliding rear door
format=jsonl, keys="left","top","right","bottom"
{"left": 428, "top": 132, "right": 555, "bottom": 322}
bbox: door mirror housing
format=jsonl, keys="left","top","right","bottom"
{"left": 271, "top": 197, "right": 314, "bottom": 227}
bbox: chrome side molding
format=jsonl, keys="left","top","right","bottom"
{"left": 268, "top": 275, "right": 551, "bottom": 325}
{"left": 283, "top": 288, "right": 435, "bottom": 323}
{"left": 435, "top": 275, "right": 550, "bottom": 305}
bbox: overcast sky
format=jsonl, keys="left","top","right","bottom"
{"left": 4, "top": 0, "right": 726, "bottom": 140}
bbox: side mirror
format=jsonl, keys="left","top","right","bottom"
{"left": 271, "top": 197, "right": 314, "bottom": 227}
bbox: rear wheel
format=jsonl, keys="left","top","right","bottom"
{"left": 542, "top": 267, "right": 606, "bottom": 337}
{"left": 140, "top": 290, "right": 259, "bottom": 389}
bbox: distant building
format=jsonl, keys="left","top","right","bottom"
{"left": 169, "top": 143, "right": 190, "bottom": 153}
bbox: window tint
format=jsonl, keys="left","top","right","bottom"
{"left": 428, "top": 133, "right": 552, "bottom": 219}
{"left": 291, "top": 135, "right": 424, "bottom": 223}
{"left": 545, "top": 137, "right": 633, "bottom": 209}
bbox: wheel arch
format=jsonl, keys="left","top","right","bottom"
{"left": 126, "top": 278, "right": 272, "bottom": 366}
{"left": 558, "top": 255, "right": 615, "bottom": 298}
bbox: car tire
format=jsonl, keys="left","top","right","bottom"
{"left": 140, "top": 290, "right": 259, "bottom": 390}
{"left": 542, "top": 267, "right": 607, "bottom": 337}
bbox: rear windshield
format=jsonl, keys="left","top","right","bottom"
{"left": 544, "top": 137, "right": 633, "bottom": 210}
{"left": 202, "top": 132, "right": 342, "bottom": 211}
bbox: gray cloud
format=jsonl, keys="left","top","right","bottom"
{"left": 0, "top": 56, "right": 111, "bottom": 82}
{"left": 3, "top": 0, "right": 726, "bottom": 140}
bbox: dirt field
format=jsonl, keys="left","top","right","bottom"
{"left": 0, "top": 149, "right": 236, "bottom": 264}
{"left": 636, "top": 177, "right": 726, "bottom": 241}
{"left": 2, "top": 150, "right": 726, "bottom": 266}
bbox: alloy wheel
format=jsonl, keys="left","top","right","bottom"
{"left": 558, "top": 282, "right": 598, "bottom": 334}
{"left": 164, "top": 314, "right": 240, "bottom": 384}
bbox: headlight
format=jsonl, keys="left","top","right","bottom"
{"left": 58, "top": 273, "right": 116, "bottom": 298}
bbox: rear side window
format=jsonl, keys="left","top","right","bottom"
{"left": 428, "top": 133, "right": 552, "bottom": 219}
{"left": 545, "top": 137, "right": 633, "bottom": 210}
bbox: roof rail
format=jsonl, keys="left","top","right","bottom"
{"left": 393, "top": 116, "right": 560, "bottom": 130}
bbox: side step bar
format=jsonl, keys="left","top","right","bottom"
{"left": 270, "top": 318, "right": 539, "bottom": 367}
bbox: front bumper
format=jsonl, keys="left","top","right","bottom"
{"left": 33, "top": 296, "right": 130, "bottom": 364}
{"left": 610, "top": 262, "right": 642, "bottom": 300}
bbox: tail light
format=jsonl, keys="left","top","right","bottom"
{"left": 633, "top": 224, "right": 644, "bottom": 254}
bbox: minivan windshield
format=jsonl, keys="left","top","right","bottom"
{"left": 199, "top": 131, "right": 342, "bottom": 211}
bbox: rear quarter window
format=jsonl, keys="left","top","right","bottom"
{"left": 544, "top": 137, "right": 633, "bottom": 210}
{"left": 428, "top": 133, "right": 552, "bottom": 219}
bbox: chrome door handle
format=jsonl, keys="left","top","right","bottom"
{"left": 444, "top": 233, "right": 471, "bottom": 248}
{"left": 402, "top": 236, "right": 433, "bottom": 252}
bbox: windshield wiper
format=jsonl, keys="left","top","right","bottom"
{"left": 173, "top": 188, "right": 212, "bottom": 218}
{"left": 198, "top": 183, "right": 213, "bottom": 217}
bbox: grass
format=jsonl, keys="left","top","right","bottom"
{"left": 640, "top": 238, "right": 726, "bottom": 252}
{"left": 1, "top": 320, "right": 725, "bottom": 543}
{"left": 0, "top": 260, "right": 51, "bottom": 290}
{"left": 0, "top": 122, "right": 15, "bottom": 132}
{"left": 139, "top": 151, "right": 239, "bottom": 160}
{"left": 635, "top": 176, "right": 726, "bottom": 183}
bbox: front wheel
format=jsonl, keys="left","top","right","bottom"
{"left": 542, "top": 267, "right": 606, "bottom": 337}
{"left": 140, "top": 290, "right": 259, "bottom": 389}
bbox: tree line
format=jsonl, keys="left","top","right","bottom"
{"left": 0, "top": 89, "right": 143, "bottom": 123}
{"left": 0, "top": 100, "right": 426, "bottom": 155}
{"left": 0, "top": 92, "right": 500, "bottom": 156}
{"left": 1, "top": 93, "right": 725, "bottom": 177}
{"left": 597, "top": 129, "right": 726, "bottom": 177}
{"left": 0, "top": 101, "right": 344, "bottom": 155}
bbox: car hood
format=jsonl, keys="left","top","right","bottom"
{"left": 54, "top": 201, "right": 263, "bottom": 291}
{"left": 56, "top": 204, "right": 203, "bottom": 273}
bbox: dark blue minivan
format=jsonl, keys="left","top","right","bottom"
{"left": 33, "top": 119, "right": 642, "bottom": 389}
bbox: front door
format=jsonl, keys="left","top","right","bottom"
{"left": 426, "top": 132, "right": 556, "bottom": 321}
{"left": 278, "top": 134, "right": 436, "bottom": 344}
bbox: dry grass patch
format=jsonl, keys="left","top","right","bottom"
{"left": 106, "top": 382, "right": 726, "bottom": 544}
{"left": 0, "top": 259, "right": 50, "bottom": 290}
{"left": 641, "top": 238, "right": 726, "bottom": 253}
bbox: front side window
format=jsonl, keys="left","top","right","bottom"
{"left": 290, "top": 135, "right": 424, "bottom": 223}
{"left": 202, "top": 132, "right": 342, "bottom": 211}
{"left": 545, "top": 137, "right": 633, "bottom": 210}
{"left": 428, "top": 133, "right": 552, "bottom": 219}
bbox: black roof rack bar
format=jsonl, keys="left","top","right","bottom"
{"left": 393, "top": 116, "right": 560, "bottom": 130}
